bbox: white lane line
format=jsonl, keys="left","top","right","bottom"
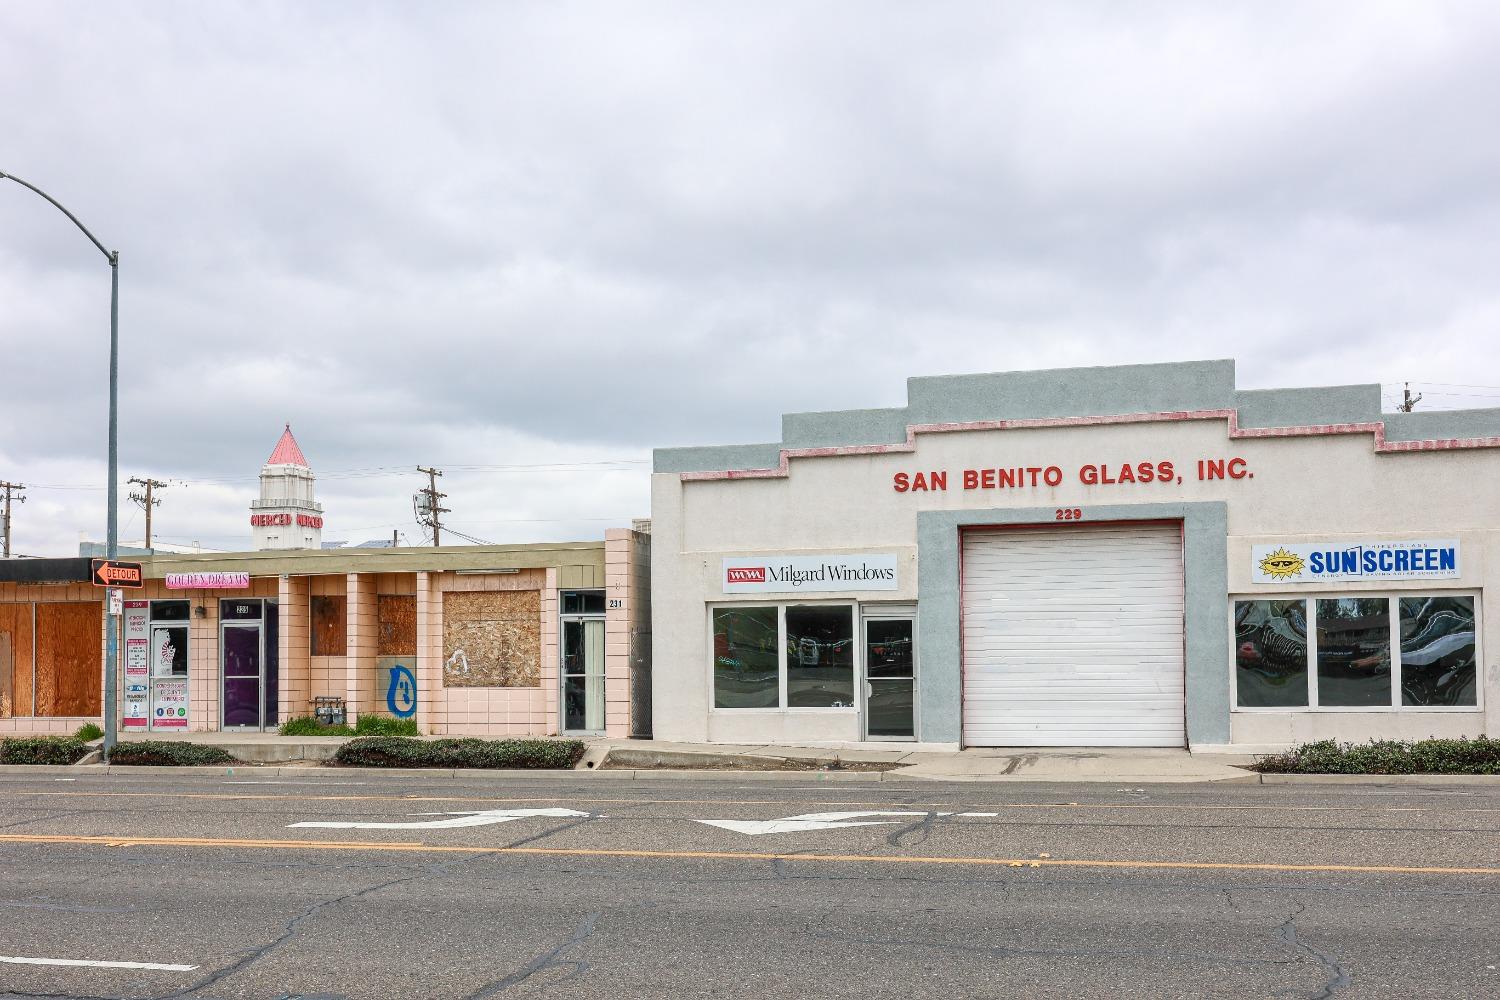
{"left": 958, "top": 812, "right": 1000, "bottom": 817}
{"left": 223, "top": 781, "right": 371, "bottom": 786}
{"left": 0, "top": 955, "right": 198, "bottom": 971}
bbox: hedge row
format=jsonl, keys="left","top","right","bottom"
{"left": 333, "top": 736, "right": 585, "bottom": 770}
{"left": 107, "top": 742, "right": 237, "bottom": 767}
{"left": 1252, "top": 737, "right": 1500, "bottom": 774}
{"left": 0, "top": 737, "right": 92, "bottom": 765}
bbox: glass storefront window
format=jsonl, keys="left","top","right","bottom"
{"left": 150, "top": 600, "right": 190, "bottom": 622}
{"left": 1315, "top": 598, "right": 1391, "bottom": 707}
{"left": 1234, "top": 600, "right": 1308, "bottom": 708}
{"left": 785, "top": 605, "right": 854, "bottom": 708}
{"left": 563, "top": 591, "right": 606, "bottom": 615}
{"left": 713, "top": 607, "right": 779, "bottom": 708}
{"left": 1399, "top": 596, "right": 1477, "bottom": 707}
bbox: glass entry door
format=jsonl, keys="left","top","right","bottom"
{"left": 221, "top": 600, "right": 279, "bottom": 731}
{"left": 562, "top": 618, "right": 605, "bottom": 733}
{"left": 864, "top": 616, "right": 916, "bottom": 740}
{"left": 222, "top": 624, "right": 262, "bottom": 729}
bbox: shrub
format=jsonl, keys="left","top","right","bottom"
{"left": 0, "top": 737, "right": 91, "bottom": 765}
{"left": 1252, "top": 736, "right": 1500, "bottom": 775}
{"left": 107, "top": 742, "right": 237, "bottom": 767}
{"left": 74, "top": 722, "right": 105, "bottom": 742}
{"left": 334, "top": 736, "right": 585, "bottom": 770}
{"left": 354, "top": 715, "right": 421, "bottom": 737}
{"left": 279, "top": 716, "right": 353, "bottom": 737}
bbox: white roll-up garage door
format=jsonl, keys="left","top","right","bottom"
{"left": 961, "top": 523, "right": 1185, "bottom": 747}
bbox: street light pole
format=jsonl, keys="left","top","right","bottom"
{"left": 0, "top": 171, "right": 121, "bottom": 763}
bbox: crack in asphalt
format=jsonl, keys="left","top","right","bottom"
{"left": 885, "top": 811, "right": 937, "bottom": 848}
{"left": 1274, "top": 902, "right": 1352, "bottom": 999}
{"left": 463, "top": 911, "right": 602, "bottom": 998}
{"left": 500, "top": 814, "right": 600, "bottom": 851}
{"left": 161, "top": 871, "right": 425, "bottom": 1000}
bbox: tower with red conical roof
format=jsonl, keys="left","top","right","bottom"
{"left": 249, "top": 425, "right": 324, "bottom": 550}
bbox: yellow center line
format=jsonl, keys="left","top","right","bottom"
{"left": 5, "top": 790, "right": 1496, "bottom": 815}
{"left": 0, "top": 832, "right": 1497, "bottom": 876}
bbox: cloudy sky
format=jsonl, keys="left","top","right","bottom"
{"left": 2, "top": 2, "right": 1498, "bottom": 556}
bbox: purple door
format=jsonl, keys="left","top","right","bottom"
{"left": 222, "top": 625, "right": 262, "bottom": 729}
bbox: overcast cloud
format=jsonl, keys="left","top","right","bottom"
{"left": 2, "top": 1, "right": 1499, "bottom": 556}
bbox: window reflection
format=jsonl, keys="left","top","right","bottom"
{"left": 1400, "top": 596, "right": 1476, "bottom": 707}
{"left": 1234, "top": 600, "right": 1308, "bottom": 707}
{"left": 1316, "top": 598, "right": 1391, "bottom": 707}
{"left": 713, "top": 607, "right": 779, "bottom": 708}
{"left": 785, "top": 606, "right": 854, "bottom": 708}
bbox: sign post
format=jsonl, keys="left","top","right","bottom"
{"left": 91, "top": 559, "right": 142, "bottom": 762}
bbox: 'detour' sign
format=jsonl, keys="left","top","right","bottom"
{"left": 722, "top": 554, "right": 898, "bottom": 594}
{"left": 1251, "top": 540, "right": 1460, "bottom": 585}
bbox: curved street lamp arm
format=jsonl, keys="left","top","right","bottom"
{"left": 0, "top": 170, "right": 117, "bottom": 263}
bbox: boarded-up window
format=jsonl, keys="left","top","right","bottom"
{"left": 443, "top": 591, "right": 540, "bottom": 688}
{"left": 0, "top": 604, "right": 33, "bottom": 718}
{"left": 311, "top": 596, "right": 347, "bottom": 656}
{"left": 35, "top": 603, "right": 102, "bottom": 718}
{"left": 378, "top": 595, "right": 416, "bottom": 656}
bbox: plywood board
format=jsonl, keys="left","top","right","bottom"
{"left": 35, "top": 602, "right": 102, "bottom": 718}
{"left": 311, "top": 595, "right": 347, "bottom": 656}
{"left": 377, "top": 594, "right": 417, "bottom": 656}
{"left": 0, "top": 604, "right": 35, "bottom": 717}
{"left": 442, "top": 591, "right": 540, "bottom": 688}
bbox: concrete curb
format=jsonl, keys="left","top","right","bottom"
{"left": 1254, "top": 772, "right": 1500, "bottom": 785}
{"left": 8, "top": 763, "right": 1497, "bottom": 784}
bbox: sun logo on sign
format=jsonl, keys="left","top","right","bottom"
{"left": 1259, "top": 547, "right": 1305, "bottom": 581}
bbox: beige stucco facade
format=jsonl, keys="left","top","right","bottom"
{"left": 651, "top": 361, "right": 1499, "bottom": 750}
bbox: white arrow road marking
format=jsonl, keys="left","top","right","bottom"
{"left": 289, "top": 807, "right": 589, "bottom": 830}
{"left": 695, "top": 810, "right": 946, "bottom": 836}
{"left": 0, "top": 956, "right": 197, "bottom": 972}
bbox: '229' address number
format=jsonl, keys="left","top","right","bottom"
{"left": 1055, "top": 508, "right": 1083, "bottom": 521}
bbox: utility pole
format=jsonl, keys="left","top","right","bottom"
{"left": 416, "top": 467, "right": 449, "bottom": 547}
{"left": 127, "top": 477, "right": 167, "bottom": 549}
{"left": 0, "top": 481, "right": 25, "bottom": 558}
{"left": 1399, "top": 383, "right": 1423, "bottom": 413}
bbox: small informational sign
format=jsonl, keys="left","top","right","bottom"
{"left": 722, "top": 554, "right": 899, "bottom": 594}
{"left": 107, "top": 588, "right": 123, "bottom": 616}
{"left": 152, "top": 679, "right": 189, "bottom": 729}
{"left": 123, "top": 601, "right": 151, "bottom": 727}
{"left": 165, "top": 572, "right": 250, "bottom": 590}
{"left": 1252, "top": 539, "right": 1460, "bottom": 585}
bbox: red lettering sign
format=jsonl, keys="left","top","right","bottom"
{"left": 726, "top": 567, "right": 767, "bottom": 583}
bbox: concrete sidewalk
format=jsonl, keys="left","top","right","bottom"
{"left": 592, "top": 740, "right": 1259, "bottom": 782}
{"left": 108, "top": 731, "right": 1261, "bottom": 782}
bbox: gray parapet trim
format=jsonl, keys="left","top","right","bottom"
{"left": 653, "top": 442, "right": 784, "bottom": 474}
{"left": 1385, "top": 407, "right": 1500, "bottom": 442}
{"left": 915, "top": 502, "right": 1230, "bottom": 748}
{"left": 782, "top": 407, "right": 911, "bottom": 449}
{"left": 662, "top": 360, "right": 1500, "bottom": 474}
{"left": 907, "top": 359, "right": 1236, "bottom": 425}
{"left": 1234, "top": 384, "right": 1381, "bottom": 428}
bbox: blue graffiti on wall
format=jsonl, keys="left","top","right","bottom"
{"left": 386, "top": 663, "right": 417, "bottom": 718}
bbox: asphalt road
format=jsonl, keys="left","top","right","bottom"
{"left": 0, "top": 771, "right": 1498, "bottom": 999}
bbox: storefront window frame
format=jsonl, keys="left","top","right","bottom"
{"left": 1229, "top": 589, "right": 1483, "bottom": 713}
{"left": 707, "top": 600, "right": 861, "bottom": 713}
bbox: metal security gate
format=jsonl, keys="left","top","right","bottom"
{"left": 961, "top": 523, "right": 1185, "bottom": 747}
